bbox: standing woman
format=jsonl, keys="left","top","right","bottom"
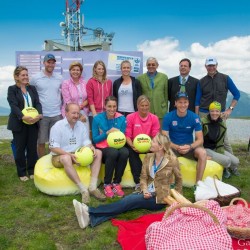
{"left": 7, "top": 66, "right": 43, "bottom": 181}
{"left": 61, "top": 62, "right": 89, "bottom": 134}
{"left": 125, "top": 95, "right": 160, "bottom": 190}
{"left": 92, "top": 96, "right": 129, "bottom": 198}
{"left": 113, "top": 60, "right": 142, "bottom": 117}
{"left": 86, "top": 60, "right": 112, "bottom": 126}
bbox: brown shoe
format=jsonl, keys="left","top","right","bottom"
{"left": 81, "top": 191, "right": 90, "bottom": 204}
{"left": 89, "top": 189, "right": 106, "bottom": 201}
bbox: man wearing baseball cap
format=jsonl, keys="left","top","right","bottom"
{"left": 30, "top": 53, "right": 63, "bottom": 157}
{"left": 162, "top": 92, "right": 207, "bottom": 184}
{"left": 195, "top": 57, "right": 240, "bottom": 154}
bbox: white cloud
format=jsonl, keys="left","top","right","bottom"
{"left": 0, "top": 66, "right": 15, "bottom": 108}
{"left": 137, "top": 35, "right": 250, "bottom": 94}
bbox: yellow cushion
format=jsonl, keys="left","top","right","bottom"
{"left": 178, "top": 157, "right": 223, "bottom": 187}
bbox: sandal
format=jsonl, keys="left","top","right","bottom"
{"left": 20, "top": 176, "right": 29, "bottom": 182}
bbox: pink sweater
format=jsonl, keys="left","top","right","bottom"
{"left": 86, "top": 77, "right": 112, "bottom": 113}
{"left": 125, "top": 112, "right": 160, "bottom": 140}
{"left": 61, "top": 77, "right": 89, "bottom": 117}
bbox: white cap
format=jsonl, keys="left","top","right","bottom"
{"left": 205, "top": 57, "right": 218, "bottom": 65}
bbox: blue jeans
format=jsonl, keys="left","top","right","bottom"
{"left": 89, "top": 193, "right": 165, "bottom": 227}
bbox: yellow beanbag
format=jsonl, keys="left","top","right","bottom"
{"left": 178, "top": 157, "right": 223, "bottom": 187}
{"left": 34, "top": 154, "right": 100, "bottom": 196}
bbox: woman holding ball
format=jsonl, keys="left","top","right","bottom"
{"left": 7, "top": 66, "right": 42, "bottom": 181}
{"left": 92, "top": 96, "right": 128, "bottom": 198}
{"left": 125, "top": 95, "right": 160, "bottom": 190}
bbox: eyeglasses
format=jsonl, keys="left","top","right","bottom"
{"left": 147, "top": 64, "right": 157, "bottom": 67}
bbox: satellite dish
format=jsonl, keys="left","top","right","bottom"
{"left": 60, "top": 22, "right": 66, "bottom": 27}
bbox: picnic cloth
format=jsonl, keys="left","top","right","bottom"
{"left": 112, "top": 200, "right": 250, "bottom": 250}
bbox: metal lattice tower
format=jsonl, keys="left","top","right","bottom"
{"left": 44, "top": 0, "right": 115, "bottom": 51}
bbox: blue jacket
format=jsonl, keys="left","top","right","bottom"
{"left": 92, "top": 112, "right": 127, "bottom": 147}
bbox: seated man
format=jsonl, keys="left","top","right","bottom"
{"left": 49, "top": 103, "right": 105, "bottom": 203}
{"left": 162, "top": 92, "right": 207, "bottom": 184}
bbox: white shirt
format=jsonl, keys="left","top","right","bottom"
{"left": 118, "top": 82, "right": 135, "bottom": 112}
{"left": 30, "top": 71, "right": 62, "bottom": 117}
{"left": 49, "top": 117, "right": 91, "bottom": 154}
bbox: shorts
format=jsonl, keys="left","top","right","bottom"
{"left": 172, "top": 148, "right": 196, "bottom": 160}
{"left": 51, "top": 155, "right": 63, "bottom": 168}
{"left": 38, "top": 115, "right": 62, "bottom": 144}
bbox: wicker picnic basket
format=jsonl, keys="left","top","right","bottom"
{"left": 210, "top": 175, "right": 241, "bottom": 206}
{"left": 223, "top": 198, "right": 250, "bottom": 239}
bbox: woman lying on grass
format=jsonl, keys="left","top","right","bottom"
{"left": 73, "top": 133, "right": 182, "bottom": 229}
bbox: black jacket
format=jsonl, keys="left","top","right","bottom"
{"left": 7, "top": 85, "right": 42, "bottom": 132}
{"left": 113, "top": 76, "right": 142, "bottom": 111}
{"left": 168, "top": 75, "right": 198, "bottom": 112}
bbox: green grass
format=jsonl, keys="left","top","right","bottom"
{"left": 0, "top": 114, "right": 250, "bottom": 249}
{"left": 0, "top": 116, "right": 8, "bottom": 125}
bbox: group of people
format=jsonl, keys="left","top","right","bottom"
{"left": 7, "top": 53, "right": 241, "bottom": 229}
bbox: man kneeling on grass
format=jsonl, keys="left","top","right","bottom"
{"left": 49, "top": 103, "right": 106, "bottom": 203}
{"left": 73, "top": 133, "right": 182, "bottom": 229}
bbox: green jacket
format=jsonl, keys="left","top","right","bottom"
{"left": 137, "top": 72, "right": 168, "bottom": 118}
{"left": 201, "top": 115, "right": 227, "bottom": 154}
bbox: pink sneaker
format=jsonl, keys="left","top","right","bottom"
{"left": 104, "top": 184, "right": 114, "bottom": 198}
{"left": 112, "top": 183, "right": 124, "bottom": 197}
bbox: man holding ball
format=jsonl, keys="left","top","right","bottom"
{"left": 49, "top": 103, "right": 106, "bottom": 203}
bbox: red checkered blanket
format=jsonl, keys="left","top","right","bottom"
{"left": 145, "top": 201, "right": 232, "bottom": 250}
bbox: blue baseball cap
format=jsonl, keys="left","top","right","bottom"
{"left": 175, "top": 92, "right": 188, "bottom": 100}
{"left": 43, "top": 54, "right": 56, "bottom": 62}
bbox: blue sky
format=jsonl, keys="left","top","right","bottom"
{"left": 1, "top": 0, "right": 250, "bottom": 107}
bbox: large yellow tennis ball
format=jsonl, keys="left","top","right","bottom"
{"left": 22, "top": 107, "right": 39, "bottom": 124}
{"left": 133, "top": 134, "right": 151, "bottom": 153}
{"left": 107, "top": 131, "right": 126, "bottom": 149}
{"left": 75, "top": 147, "right": 94, "bottom": 167}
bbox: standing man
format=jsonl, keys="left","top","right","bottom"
{"left": 168, "top": 58, "right": 199, "bottom": 112}
{"left": 30, "top": 54, "right": 63, "bottom": 158}
{"left": 195, "top": 57, "right": 240, "bottom": 153}
{"left": 162, "top": 92, "right": 207, "bottom": 184}
{"left": 137, "top": 57, "right": 168, "bottom": 126}
{"left": 49, "top": 103, "right": 106, "bottom": 203}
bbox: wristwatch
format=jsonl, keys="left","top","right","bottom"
{"left": 229, "top": 106, "right": 234, "bottom": 110}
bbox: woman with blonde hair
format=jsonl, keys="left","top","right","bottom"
{"left": 86, "top": 60, "right": 112, "bottom": 126}
{"left": 7, "top": 66, "right": 43, "bottom": 181}
{"left": 73, "top": 133, "right": 182, "bottom": 229}
{"left": 113, "top": 60, "right": 142, "bottom": 117}
{"left": 61, "top": 61, "right": 89, "bottom": 133}
{"left": 125, "top": 95, "right": 160, "bottom": 190}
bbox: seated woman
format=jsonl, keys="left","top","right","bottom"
{"left": 125, "top": 95, "right": 160, "bottom": 190}
{"left": 61, "top": 62, "right": 89, "bottom": 134}
{"left": 201, "top": 101, "right": 240, "bottom": 179}
{"left": 73, "top": 133, "right": 182, "bottom": 229}
{"left": 92, "top": 96, "right": 128, "bottom": 198}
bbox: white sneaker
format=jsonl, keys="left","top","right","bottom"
{"left": 73, "top": 199, "right": 90, "bottom": 229}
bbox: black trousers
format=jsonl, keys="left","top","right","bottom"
{"left": 98, "top": 147, "right": 129, "bottom": 184}
{"left": 127, "top": 145, "right": 142, "bottom": 184}
{"left": 12, "top": 124, "right": 38, "bottom": 177}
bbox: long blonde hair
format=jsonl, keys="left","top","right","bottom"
{"left": 13, "top": 66, "right": 29, "bottom": 87}
{"left": 155, "top": 133, "right": 176, "bottom": 160}
{"left": 92, "top": 60, "right": 107, "bottom": 82}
